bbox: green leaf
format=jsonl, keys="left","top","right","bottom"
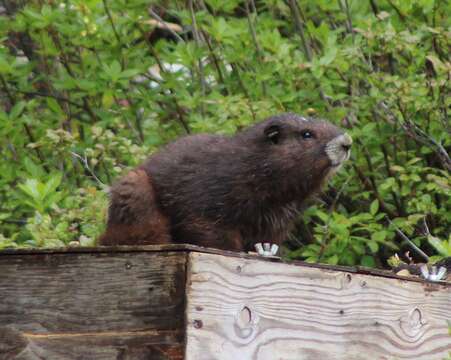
{"left": 0, "top": 56, "right": 13, "bottom": 74}
{"left": 327, "top": 254, "right": 339, "bottom": 265}
{"left": 316, "top": 211, "right": 329, "bottom": 223}
{"left": 23, "top": 158, "right": 46, "bottom": 179}
{"left": 428, "top": 235, "right": 450, "bottom": 257}
{"left": 319, "top": 46, "right": 337, "bottom": 66}
{"left": 46, "top": 98, "right": 63, "bottom": 114}
{"left": 361, "top": 255, "right": 376, "bottom": 268}
{"left": 368, "top": 241, "right": 379, "bottom": 253}
{"left": 102, "top": 91, "right": 114, "bottom": 107}
{"left": 120, "top": 69, "right": 141, "bottom": 79}
{"left": 43, "top": 173, "right": 63, "bottom": 196}
{"left": 369, "top": 200, "right": 379, "bottom": 215}
{"left": 371, "top": 231, "right": 387, "bottom": 243}
{"left": 18, "top": 179, "right": 41, "bottom": 201}
{"left": 10, "top": 101, "right": 26, "bottom": 119}
{"left": 44, "top": 192, "right": 62, "bottom": 208}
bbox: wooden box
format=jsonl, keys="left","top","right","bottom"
{"left": 1, "top": 245, "right": 450, "bottom": 359}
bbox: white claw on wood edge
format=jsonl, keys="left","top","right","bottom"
{"left": 255, "top": 243, "right": 264, "bottom": 255}
{"left": 254, "top": 243, "right": 279, "bottom": 257}
{"left": 420, "top": 265, "right": 447, "bottom": 281}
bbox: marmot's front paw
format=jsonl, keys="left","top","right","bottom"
{"left": 420, "top": 265, "right": 447, "bottom": 282}
{"left": 254, "top": 243, "right": 279, "bottom": 257}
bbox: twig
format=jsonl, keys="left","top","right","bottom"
{"left": 136, "top": 23, "right": 191, "bottom": 133}
{"left": 369, "top": 0, "right": 379, "bottom": 15}
{"left": 379, "top": 144, "right": 404, "bottom": 215}
{"left": 16, "top": 90, "right": 85, "bottom": 110}
{"left": 422, "top": 217, "right": 431, "bottom": 237}
{"left": 0, "top": 74, "right": 49, "bottom": 172}
{"left": 48, "top": 30, "right": 98, "bottom": 122}
{"left": 338, "top": 0, "right": 354, "bottom": 42}
{"left": 287, "top": 0, "right": 332, "bottom": 110}
{"left": 352, "top": 163, "right": 396, "bottom": 218}
{"left": 230, "top": 63, "right": 256, "bottom": 121}
{"left": 125, "top": 94, "right": 144, "bottom": 143}
{"left": 387, "top": 218, "right": 429, "bottom": 262}
{"left": 378, "top": 101, "right": 451, "bottom": 171}
{"left": 148, "top": 9, "right": 185, "bottom": 42}
{"left": 386, "top": 0, "right": 407, "bottom": 23}
{"left": 102, "top": 0, "right": 121, "bottom": 45}
{"left": 188, "top": 0, "right": 207, "bottom": 114}
{"left": 70, "top": 151, "right": 106, "bottom": 188}
{"left": 317, "top": 175, "right": 352, "bottom": 262}
{"left": 202, "top": 30, "right": 227, "bottom": 90}
{"left": 288, "top": 0, "right": 312, "bottom": 61}
{"left": 330, "top": 174, "right": 353, "bottom": 212}
{"left": 244, "top": 0, "right": 267, "bottom": 96}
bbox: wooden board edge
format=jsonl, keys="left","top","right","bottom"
{"left": 1, "top": 244, "right": 449, "bottom": 287}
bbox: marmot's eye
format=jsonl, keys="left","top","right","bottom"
{"left": 301, "top": 130, "right": 314, "bottom": 139}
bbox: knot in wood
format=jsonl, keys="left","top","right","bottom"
{"left": 340, "top": 273, "right": 353, "bottom": 289}
{"left": 233, "top": 306, "right": 257, "bottom": 341}
{"left": 399, "top": 307, "right": 426, "bottom": 338}
{"left": 193, "top": 319, "right": 203, "bottom": 329}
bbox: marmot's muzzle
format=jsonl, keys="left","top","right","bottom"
{"left": 325, "top": 133, "right": 352, "bottom": 166}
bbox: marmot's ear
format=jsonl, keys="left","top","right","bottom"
{"left": 264, "top": 124, "right": 281, "bottom": 144}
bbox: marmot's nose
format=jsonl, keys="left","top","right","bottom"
{"left": 342, "top": 144, "right": 351, "bottom": 151}
{"left": 340, "top": 133, "right": 352, "bottom": 151}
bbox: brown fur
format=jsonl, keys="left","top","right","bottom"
{"left": 99, "top": 113, "right": 349, "bottom": 251}
{"left": 98, "top": 169, "right": 171, "bottom": 245}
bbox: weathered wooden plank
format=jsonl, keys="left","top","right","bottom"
{"left": 185, "top": 252, "right": 451, "bottom": 360}
{"left": 0, "top": 251, "right": 187, "bottom": 359}
{"left": 0, "top": 326, "right": 183, "bottom": 360}
{"left": 1, "top": 244, "right": 444, "bottom": 285}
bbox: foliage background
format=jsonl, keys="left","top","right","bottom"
{"left": 0, "top": 0, "right": 449, "bottom": 267}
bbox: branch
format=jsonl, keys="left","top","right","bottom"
{"left": 288, "top": 0, "right": 312, "bottom": 61}
{"left": 102, "top": 0, "right": 121, "bottom": 45}
{"left": 244, "top": 0, "right": 267, "bottom": 95}
{"left": 136, "top": 23, "right": 191, "bottom": 133}
{"left": 387, "top": 218, "right": 429, "bottom": 262}
{"left": 70, "top": 151, "right": 106, "bottom": 188}
{"left": 188, "top": 0, "right": 207, "bottom": 113}
{"left": 0, "top": 74, "right": 49, "bottom": 172}
{"left": 378, "top": 101, "right": 451, "bottom": 171}
{"left": 147, "top": 9, "right": 185, "bottom": 42}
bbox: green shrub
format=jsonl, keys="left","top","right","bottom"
{"left": 0, "top": 0, "right": 449, "bottom": 267}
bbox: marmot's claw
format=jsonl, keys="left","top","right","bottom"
{"left": 254, "top": 243, "right": 279, "bottom": 257}
{"left": 420, "top": 265, "right": 447, "bottom": 281}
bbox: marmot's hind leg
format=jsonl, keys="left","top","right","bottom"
{"left": 98, "top": 169, "right": 172, "bottom": 246}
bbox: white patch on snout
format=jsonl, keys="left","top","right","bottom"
{"left": 325, "top": 133, "right": 352, "bottom": 168}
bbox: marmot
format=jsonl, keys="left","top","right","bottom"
{"left": 98, "top": 113, "right": 352, "bottom": 254}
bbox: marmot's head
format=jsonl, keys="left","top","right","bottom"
{"left": 243, "top": 113, "right": 352, "bottom": 197}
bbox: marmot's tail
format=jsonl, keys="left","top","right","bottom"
{"left": 98, "top": 169, "right": 172, "bottom": 246}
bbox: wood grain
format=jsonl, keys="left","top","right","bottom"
{"left": 2, "top": 244, "right": 447, "bottom": 285}
{"left": 185, "top": 252, "right": 451, "bottom": 360}
{"left": 0, "top": 251, "right": 187, "bottom": 359}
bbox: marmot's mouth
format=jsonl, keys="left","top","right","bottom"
{"left": 325, "top": 133, "right": 352, "bottom": 167}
